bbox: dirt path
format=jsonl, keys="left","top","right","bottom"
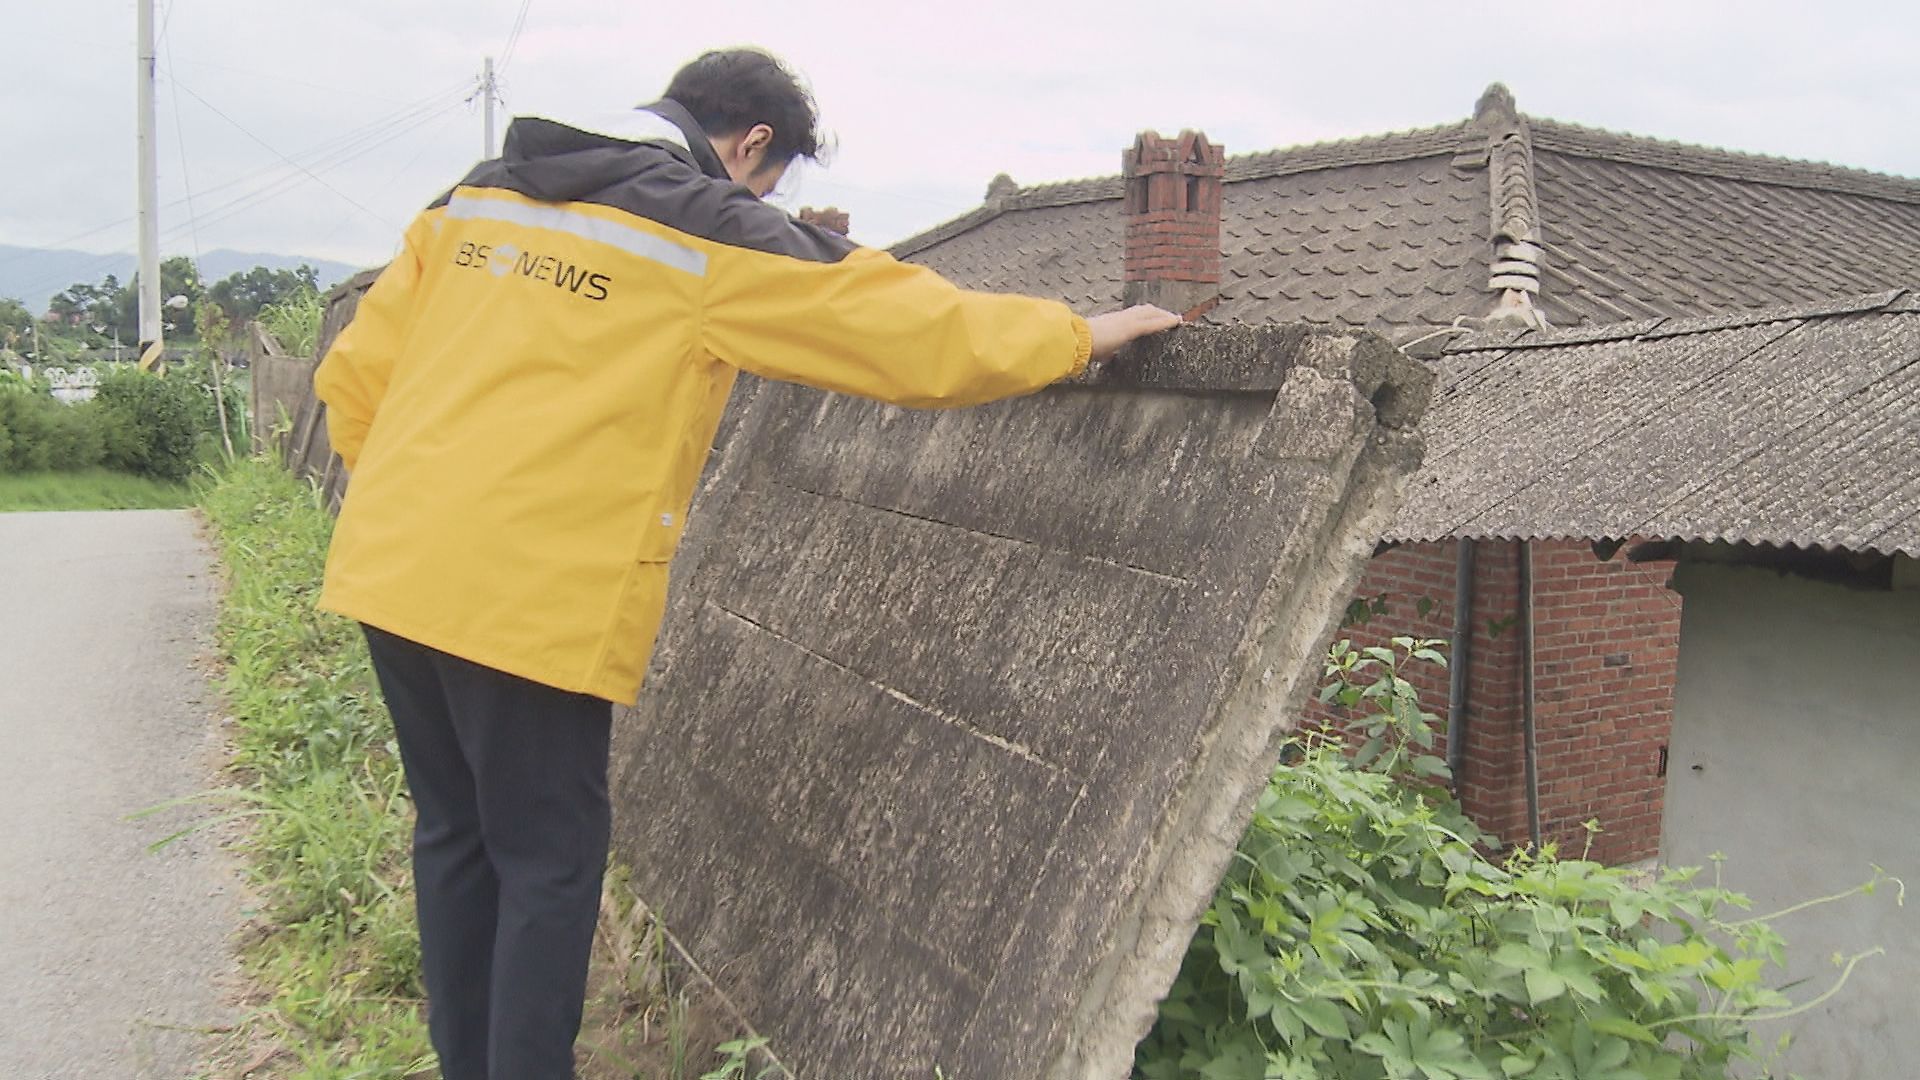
{"left": 0, "top": 510, "right": 242, "bottom": 1080}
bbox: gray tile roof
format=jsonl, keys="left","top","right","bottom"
{"left": 899, "top": 128, "right": 1486, "bottom": 340}
{"left": 1387, "top": 290, "right": 1920, "bottom": 556}
{"left": 894, "top": 153, "right": 1491, "bottom": 333}
{"left": 894, "top": 88, "right": 1920, "bottom": 347}
{"left": 1217, "top": 157, "right": 1484, "bottom": 331}
{"left": 894, "top": 199, "right": 1123, "bottom": 313}
{"left": 1532, "top": 138, "right": 1920, "bottom": 326}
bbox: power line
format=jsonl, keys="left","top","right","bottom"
{"left": 372, "top": 108, "right": 465, "bottom": 202}
{"left": 162, "top": 56, "right": 459, "bottom": 105}
{"left": 489, "top": 0, "right": 535, "bottom": 125}
{"left": 0, "top": 77, "right": 472, "bottom": 268}
{"left": 313, "top": 105, "right": 466, "bottom": 256}
{"left": 161, "top": 8, "right": 203, "bottom": 274}
{"left": 169, "top": 77, "right": 398, "bottom": 232}
{"left": 499, "top": 0, "right": 533, "bottom": 73}
{"left": 9, "top": 90, "right": 468, "bottom": 302}
{"left": 175, "top": 99, "right": 465, "bottom": 238}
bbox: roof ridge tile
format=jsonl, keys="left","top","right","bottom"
{"left": 1473, "top": 96, "right": 1548, "bottom": 329}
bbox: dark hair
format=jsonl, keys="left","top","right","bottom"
{"left": 664, "top": 49, "right": 822, "bottom": 168}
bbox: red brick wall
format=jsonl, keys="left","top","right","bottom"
{"left": 1457, "top": 542, "right": 1529, "bottom": 847}
{"left": 1310, "top": 538, "right": 1681, "bottom": 865}
{"left": 1316, "top": 540, "right": 1458, "bottom": 729}
{"left": 1527, "top": 541, "right": 1680, "bottom": 864}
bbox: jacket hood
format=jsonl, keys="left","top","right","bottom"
{"left": 496, "top": 99, "right": 730, "bottom": 203}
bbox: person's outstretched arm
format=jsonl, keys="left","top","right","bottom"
{"left": 700, "top": 206, "right": 1178, "bottom": 408}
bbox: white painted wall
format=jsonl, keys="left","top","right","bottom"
{"left": 1662, "top": 561, "right": 1920, "bottom": 1078}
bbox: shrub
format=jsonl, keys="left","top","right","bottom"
{"left": 0, "top": 387, "right": 49, "bottom": 471}
{"left": 1135, "top": 637, "right": 1886, "bottom": 1080}
{"left": 0, "top": 392, "right": 32, "bottom": 471}
{"left": 0, "top": 386, "right": 103, "bottom": 472}
{"left": 93, "top": 367, "right": 211, "bottom": 481}
{"left": 40, "top": 399, "right": 105, "bottom": 469}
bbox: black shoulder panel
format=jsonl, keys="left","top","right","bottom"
{"left": 429, "top": 113, "right": 857, "bottom": 266}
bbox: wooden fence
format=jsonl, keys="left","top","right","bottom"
{"left": 247, "top": 267, "right": 378, "bottom": 510}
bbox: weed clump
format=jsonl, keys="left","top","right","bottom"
{"left": 196, "top": 456, "right": 744, "bottom": 1079}
{"left": 1135, "top": 638, "right": 1895, "bottom": 1080}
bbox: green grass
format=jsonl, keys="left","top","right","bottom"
{"left": 0, "top": 467, "right": 194, "bottom": 511}
{"left": 193, "top": 455, "right": 734, "bottom": 1080}
{"left": 193, "top": 455, "right": 435, "bottom": 1078}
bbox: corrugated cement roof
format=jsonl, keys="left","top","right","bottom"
{"left": 1388, "top": 290, "right": 1920, "bottom": 556}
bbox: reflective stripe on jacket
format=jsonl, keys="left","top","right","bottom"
{"left": 314, "top": 100, "right": 1093, "bottom": 703}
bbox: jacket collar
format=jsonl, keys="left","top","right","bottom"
{"left": 641, "top": 99, "right": 732, "bottom": 182}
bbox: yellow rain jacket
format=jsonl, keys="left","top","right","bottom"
{"left": 315, "top": 101, "right": 1091, "bottom": 703}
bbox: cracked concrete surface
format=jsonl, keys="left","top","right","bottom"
{"left": 610, "top": 324, "right": 1432, "bottom": 1079}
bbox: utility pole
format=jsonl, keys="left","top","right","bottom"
{"left": 135, "top": 0, "right": 163, "bottom": 371}
{"left": 481, "top": 56, "right": 498, "bottom": 158}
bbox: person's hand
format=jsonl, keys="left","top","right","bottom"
{"left": 1088, "top": 305, "right": 1183, "bottom": 361}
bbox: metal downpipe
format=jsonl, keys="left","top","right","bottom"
{"left": 1520, "top": 539, "right": 1542, "bottom": 847}
{"left": 1444, "top": 538, "right": 1476, "bottom": 786}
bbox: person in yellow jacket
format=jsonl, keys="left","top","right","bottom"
{"left": 315, "top": 47, "right": 1179, "bottom": 1080}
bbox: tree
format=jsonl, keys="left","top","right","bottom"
{"left": 42, "top": 259, "right": 206, "bottom": 347}
{"left": 156, "top": 255, "right": 204, "bottom": 339}
{"left": 116, "top": 256, "right": 205, "bottom": 341}
{"left": 47, "top": 275, "right": 131, "bottom": 347}
{"left": 45, "top": 285, "right": 89, "bottom": 327}
{"left": 208, "top": 264, "right": 321, "bottom": 325}
{"left": 0, "top": 298, "right": 33, "bottom": 352}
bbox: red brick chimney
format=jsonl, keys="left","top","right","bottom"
{"left": 799, "top": 206, "right": 850, "bottom": 235}
{"left": 1123, "top": 130, "right": 1223, "bottom": 316}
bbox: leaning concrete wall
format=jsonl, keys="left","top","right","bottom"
{"left": 288, "top": 278, "right": 1436, "bottom": 1075}
{"left": 611, "top": 325, "right": 1431, "bottom": 1079}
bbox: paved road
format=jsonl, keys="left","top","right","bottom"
{"left": 0, "top": 511, "right": 241, "bottom": 1080}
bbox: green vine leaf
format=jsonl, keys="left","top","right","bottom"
{"left": 1134, "top": 634, "right": 1885, "bottom": 1080}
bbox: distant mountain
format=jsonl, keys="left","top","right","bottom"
{"left": 0, "top": 245, "right": 365, "bottom": 314}
{"left": 195, "top": 249, "right": 365, "bottom": 290}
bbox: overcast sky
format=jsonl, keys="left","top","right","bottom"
{"left": 4, "top": 0, "right": 1916, "bottom": 288}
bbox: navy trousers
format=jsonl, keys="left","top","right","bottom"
{"left": 362, "top": 625, "right": 612, "bottom": 1080}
